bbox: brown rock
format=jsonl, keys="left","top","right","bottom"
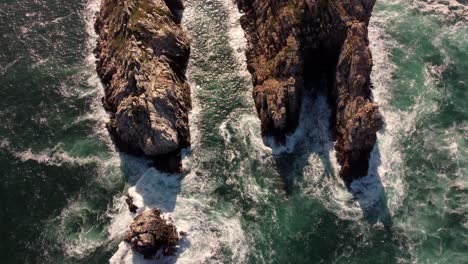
{"left": 125, "top": 195, "right": 138, "bottom": 213}
{"left": 124, "top": 209, "right": 180, "bottom": 259}
{"left": 236, "top": 0, "right": 383, "bottom": 184}
{"left": 94, "top": 0, "right": 191, "bottom": 172}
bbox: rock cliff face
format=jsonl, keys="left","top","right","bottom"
{"left": 94, "top": 0, "right": 190, "bottom": 172}
{"left": 236, "top": 0, "right": 383, "bottom": 184}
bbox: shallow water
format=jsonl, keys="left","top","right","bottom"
{"left": 0, "top": 0, "right": 466, "bottom": 263}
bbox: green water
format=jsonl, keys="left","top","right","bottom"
{"left": 0, "top": 0, "right": 466, "bottom": 263}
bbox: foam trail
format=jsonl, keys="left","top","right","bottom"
{"left": 108, "top": 162, "right": 247, "bottom": 264}
{"left": 220, "top": 0, "right": 250, "bottom": 80}
{"left": 348, "top": 3, "right": 449, "bottom": 219}
{"left": 217, "top": 0, "right": 267, "bottom": 157}
{"left": 45, "top": 0, "right": 125, "bottom": 259}
{"left": 82, "top": 0, "right": 118, "bottom": 148}
{"left": 353, "top": 13, "right": 411, "bottom": 216}
{"left": 292, "top": 92, "right": 365, "bottom": 221}
{"left": 0, "top": 141, "right": 116, "bottom": 168}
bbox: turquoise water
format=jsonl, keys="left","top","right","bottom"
{"left": 0, "top": 0, "right": 466, "bottom": 263}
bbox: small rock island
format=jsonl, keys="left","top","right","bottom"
{"left": 124, "top": 209, "right": 181, "bottom": 259}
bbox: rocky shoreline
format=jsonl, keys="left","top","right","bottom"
{"left": 94, "top": 0, "right": 191, "bottom": 172}
{"left": 235, "top": 0, "right": 383, "bottom": 185}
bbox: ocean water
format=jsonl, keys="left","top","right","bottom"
{"left": 0, "top": 0, "right": 466, "bottom": 263}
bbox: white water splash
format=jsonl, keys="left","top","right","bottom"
{"left": 108, "top": 157, "right": 248, "bottom": 264}
{"left": 220, "top": 0, "right": 250, "bottom": 80}
{"left": 50, "top": 0, "right": 124, "bottom": 259}
{"left": 415, "top": 0, "right": 468, "bottom": 20}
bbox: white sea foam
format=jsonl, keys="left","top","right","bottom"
{"left": 0, "top": 140, "right": 117, "bottom": 168}
{"left": 185, "top": 81, "right": 202, "bottom": 149}
{"left": 261, "top": 94, "right": 331, "bottom": 156}
{"left": 219, "top": 110, "right": 271, "bottom": 158}
{"left": 83, "top": 0, "right": 117, "bottom": 146}
{"left": 415, "top": 0, "right": 468, "bottom": 20}
{"left": 363, "top": 9, "right": 454, "bottom": 217}
{"left": 292, "top": 93, "right": 366, "bottom": 220}
{"left": 58, "top": 200, "right": 111, "bottom": 258}
{"left": 108, "top": 162, "right": 247, "bottom": 264}
{"left": 0, "top": 56, "right": 22, "bottom": 77}
{"left": 343, "top": 15, "right": 409, "bottom": 218}
{"left": 53, "top": 0, "right": 126, "bottom": 259}
{"left": 220, "top": 0, "right": 250, "bottom": 79}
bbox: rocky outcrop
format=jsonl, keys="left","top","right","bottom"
{"left": 236, "top": 0, "right": 383, "bottom": 184}
{"left": 124, "top": 209, "right": 180, "bottom": 258}
{"left": 94, "top": 0, "right": 191, "bottom": 172}
{"left": 125, "top": 195, "right": 138, "bottom": 213}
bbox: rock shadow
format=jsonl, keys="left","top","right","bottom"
{"left": 266, "top": 85, "right": 335, "bottom": 196}
{"left": 266, "top": 85, "right": 392, "bottom": 227}
{"left": 349, "top": 144, "right": 392, "bottom": 227}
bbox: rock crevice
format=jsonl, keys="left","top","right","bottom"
{"left": 236, "top": 0, "right": 383, "bottom": 184}
{"left": 94, "top": 0, "right": 191, "bottom": 172}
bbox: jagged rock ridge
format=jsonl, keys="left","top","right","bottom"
{"left": 94, "top": 0, "right": 191, "bottom": 172}
{"left": 235, "top": 0, "right": 383, "bottom": 184}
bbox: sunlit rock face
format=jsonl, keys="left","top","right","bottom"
{"left": 94, "top": 0, "right": 191, "bottom": 172}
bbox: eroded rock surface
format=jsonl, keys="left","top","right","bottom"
{"left": 94, "top": 0, "right": 191, "bottom": 172}
{"left": 236, "top": 0, "right": 383, "bottom": 184}
{"left": 124, "top": 209, "right": 180, "bottom": 258}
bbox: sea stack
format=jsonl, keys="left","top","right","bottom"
{"left": 124, "top": 209, "right": 180, "bottom": 258}
{"left": 94, "top": 0, "right": 191, "bottom": 172}
{"left": 235, "top": 0, "right": 383, "bottom": 185}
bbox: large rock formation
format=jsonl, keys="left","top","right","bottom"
{"left": 94, "top": 0, "right": 191, "bottom": 172}
{"left": 236, "top": 0, "right": 383, "bottom": 185}
{"left": 124, "top": 209, "right": 180, "bottom": 258}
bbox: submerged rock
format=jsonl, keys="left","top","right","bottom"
{"left": 236, "top": 0, "right": 383, "bottom": 184}
{"left": 125, "top": 195, "right": 138, "bottom": 214}
{"left": 124, "top": 209, "right": 180, "bottom": 259}
{"left": 94, "top": 0, "right": 191, "bottom": 172}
